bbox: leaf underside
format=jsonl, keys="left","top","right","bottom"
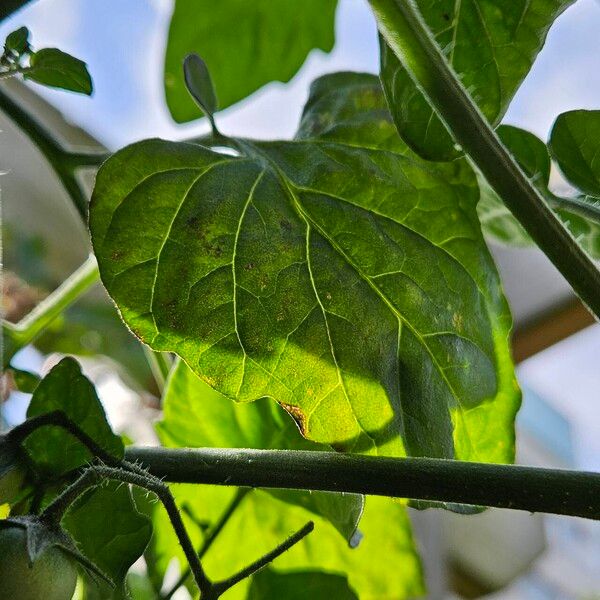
{"left": 91, "top": 72, "right": 519, "bottom": 464}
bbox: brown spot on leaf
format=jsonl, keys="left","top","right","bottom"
{"left": 244, "top": 262, "right": 255, "bottom": 271}
{"left": 278, "top": 402, "right": 308, "bottom": 437}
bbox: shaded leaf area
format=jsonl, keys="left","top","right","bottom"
{"left": 91, "top": 72, "right": 519, "bottom": 463}
{"left": 24, "top": 357, "right": 123, "bottom": 476}
{"left": 247, "top": 568, "right": 358, "bottom": 599}
{"left": 164, "top": 0, "right": 337, "bottom": 122}
{"left": 479, "top": 125, "right": 600, "bottom": 258}
{"left": 159, "top": 359, "right": 363, "bottom": 543}
{"left": 379, "top": 0, "right": 575, "bottom": 160}
{"left": 64, "top": 482, "right": 152, "bottom": 599}
{"left": 142, "top": 358, "right": 423, "bottom": 599}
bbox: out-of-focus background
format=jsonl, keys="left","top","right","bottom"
{"left": 1, "top": 1, "right": 599, "bottom": 598}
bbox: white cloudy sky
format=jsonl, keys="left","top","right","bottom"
{"left": 2, "top": 0, "right": 600, "bottom": 470}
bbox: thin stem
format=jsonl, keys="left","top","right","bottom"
{"left": 125, "top": 447, "right": 600, "bottom": 520}
{"left": 162, "top": 488, "right": 250, "bottom": 600}
{"left": 548, "top": 193, "right": 600, "bottom": 225}
{"left": 209, "top": 521, "right": 314, "bottom": 599}
{"left": 368, "top": 0, "right": 600, "bottom": 318}
{"left": 8, "top": 410, "right": 121, "bottom": 467}
{"left": 143, "top": 348, "right": 173, "bottom": 394}
{"left": 0, "top": 86, "right": 102, "bottom": 218}
{"left": 41, "top": 464, "right": 213, "bottom": 598}
{"left": 3, "top": 254, "right": 100, "bottom": 367}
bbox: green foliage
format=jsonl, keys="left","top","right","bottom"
{"left": 90, "top": 72, "right": 519, "bottom": 464}
{"left": 25, "top": 47, "right": 93, "bottom": 94}
{"left": 247, "top": 569, "right": 358, "bottom": 599}
{"left": 477, "top": 124, "right": 600, "bottom": 257}
{"left": 143, "top": 359, "right": 424, "bottom": 598}
{"left": 0, "top": 26, "right": 92, "bottom": 94}
{"left": 183, "top": 53, "right": 218, "bottom": 119}
{"left": 63, "top": 482, "right": 152, "bottom": 598}
{"left": 158, "top": 360, "right": 363, "bottom": 542}
{"left": 164, "top": 0, "right": 337, "bottom": 122}
{"left": 550, "top": 110, "right": 600, "bottom": 197}
{"left": 379, "top": 0, "right": 575, "bottom": 160}
{"left": 24, "top": 357, "right": 123, "bottom": 476}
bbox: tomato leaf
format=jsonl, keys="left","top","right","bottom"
{"left": 4, "top": 26, "right": 30, "bottom": 56}
{"left": 24, "top": 357, "right": 123, "bottom": 477}
{"left": 64, "top": 482, "right": 152, "bottom": 598}
{"left": 91, "top": 72, "right": 518, "bottom": 464}
{"left": 164, "top": 0, "right": 337, "bottom": 122}
{"left": 25, "top": 47, "right": 92, "bottom": 94}
{"left": 550, "top": 110, "right": 600, "bottom": 197}
{"left": 247, "top": 569, "right": 358, "bottom": 599}
{"left": 379, "top": 0, "right": 575, "bottom": 160}
{"left": 158, "top": 359, "right": 364, "bottom": 543}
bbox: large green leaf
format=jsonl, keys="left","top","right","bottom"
{"left": 164, "top": 0, "right": 337, "bottom": 123}
{"left": 478, "top": 124, "right": 600, "bottom": 257}
{"left": 550, "top": 110, "right": 600, "bottom": 197}
{"left": 158, "top": 359, "right": 364, "bottom": 543}
{"left": 24, "top": 357, "right": 124, "bottom": 476}
{"left": 379, "top": 0, "right": 575, "bottom": 161}
{"left": 91, "top": 72, "right": 519, "bottom": 463}
{"left": 64, "top": 481, "right": 152, "bottom": 598}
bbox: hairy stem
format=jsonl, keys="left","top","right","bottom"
{"left": 368, "top": 0, "right": 600, "bottom": 318}
{"left": 162, "top": 488, "right": 250, "bottom": 600}
{"left": 8, "top": 410, "right": 121, "bottom": 467}
{"left": 126, "top": 447, "right": 600, "bottom": 520}
{"left": 3, "top": 254, "right": 100, "bottom": 367}
{"left": 41, "top": 464, "right": 213, "bottom": 598}
{"left": 209, "top": 521, "right": 314, "bottom": 599}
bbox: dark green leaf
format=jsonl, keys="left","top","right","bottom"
{"left": 91, "top": 72, "right": 519, "bottom": 464}
{"left": 247, "top": 569, "right": 358, "bottom": 600}
{"left": 24, "top": 357, "right": 123, "bottom": 476}
{"left": 25, "top": 48, "right": 93, "bottom": 94}
{"left": 8, "top": 367, "right": 41, "bottom": 393}
{"left": 4, "top": 26, "right": 29, "bottom": 55}
{"left": 0, "top": 437, "right": 27, "bottom": 504}
{"left": 380, "top": 0, "right": 575, "bottom": 160}
{"left": 164, "top": 0, "right": 337, "bottom": 122}
{"left": 158, "top": 359, "right": 363, "bottom": 543}
{"left": 183, "top": 53, "right": 217, "bottom": 119}
{"left": 550, "top": 110, "right": 600, "bottom": 197}
{"left": 64, "top": 481, "right": 152, "bottom": 597}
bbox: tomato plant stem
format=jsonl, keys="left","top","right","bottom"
{"left": 368, "top": 0, "right": 600, "bottom": 318}
{"left": 2, "top": 254, "right": 100, "bottom": 367}
{"left": 126, "top": 447, "right": 600, "bottom": 520}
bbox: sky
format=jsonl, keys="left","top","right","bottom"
{"left": 2, "top": 0, "right": 600, "bottom": 471}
